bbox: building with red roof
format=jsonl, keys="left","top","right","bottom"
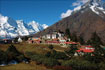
{"left": 76, "top": 49, "right": 94, "bottom": 53}
{"left": 64, "top": 42, "right": 78, "bottom": 45}
{"left": 77, "top": 45, "right": 95, "bottom": 53}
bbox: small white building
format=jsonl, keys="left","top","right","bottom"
{"left": 52, "top": 34, "right": 58, "bottom": 39}
{"left": 18, "top": 37, "right": 22, "bottom": 42}
{"left": 42, "top": 31, "right": 64, "bottom": 39}
{"left": 46, "top": 34, "right": 51, "bottom": 39}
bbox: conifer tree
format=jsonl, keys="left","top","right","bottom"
{"left": 78, "top": 36, "right": 85, "bottom": 45}
{"left": 65, "top": 28, "right": 71, "bottom": 38}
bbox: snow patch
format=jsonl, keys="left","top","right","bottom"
{"left": 61, "top": 10, "right": 73, "bottom": 18}
{"left": 0, "top": 14, "right": 48, "bottom": 38}
{"left": 90, "top": 6, "right": 99, "bottom": 14}
{"left": 61, "top": 6, "right": 81, "bottom": 19}
{"left": 73, "top": 6, "right": 81, "bottom": 11}
{"left": 42, "top": 24, "right": 48, "bottom": 29}
{"left": 16, "top": 20, "right": 29, "bottom": 36}
{"left": 0, "top": 14, "right": 8, "bottom": 24}
{"left": 28, "top": 21, "right": 43, "bottom": 32}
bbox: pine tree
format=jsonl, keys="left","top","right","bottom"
{"left": 78, "top": 36, "right": 85, "bottom": 45}
{"left": 87, "top": 32, "right": 103, "bottom": 47}
{"left": 66, "top": 45, "right": 78, "bottom": 57}
{"left": 87, "top": 32, "right": 105, "bottom": 58}
{"left": 65, "top": 28, "right": 71, "bottom": 38}
{"left": 71, "top": 33, "right": 78, "bottom": 42}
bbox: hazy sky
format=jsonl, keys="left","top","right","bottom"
{"left": 0, "top": 0, "right": 105, "bottom": 26}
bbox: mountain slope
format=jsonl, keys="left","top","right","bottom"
{"left": 34, "top": 0, "right": 105, "bottom": 42}
{"left": 0, "top": 14, "right": 48, "bottom": 39}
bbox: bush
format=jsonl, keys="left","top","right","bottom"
{"left": 5, "top": 45, "right": 26, "bottom": 62}
{"left": 16, "top": 54, "right": 26, "bottom": 62}
{"left": 45, "top": 52, "right": 51, "bottom": 57}
{"left": 51, "top": 51, "right": 68, "bottom": 59}
{"left": 99, "top": 62, "right": 105, "bottom": 70}
{"left": 84, "top": 54, "right": 104, "bottom": 63}
{"left": 25, "top": 52, "right": 59, "bottom": 67}
{"left": 62, "top": 59, "right": 98, "bottom": 70}
{"left": 42, "top": 58, "right": 59, "bottom": 67}
{"left": 0, "top": 50, "right": 8, "bottom": 64}
{"left": 6, "top": 45, "right": 21, "bottom": 61}
{"left": 6, "top": 45, "right": 20, "bottom": 56}
{"left": 45, "top": 50, "right": 68, "bottom": 60}
{"left": 48, "top": 45, "right": 54, "bottom": 50}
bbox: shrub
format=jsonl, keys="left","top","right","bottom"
{"left": 6, "top": 45, "right": 20, "bottom": 56}
{"left": 6, "top": 45, "right": 21, "bottom": 61}
{"left": 16, "top": 54, "right": 26, "bottom": 62}
{"left": 99, "top": 62, "right": 105, "bottom": 70}
{"left": 62, "top": 59, "right": 98, "bottom": 70}
{"left": 0, "top": 49, "right": 8, "bottom": 64}
{"left": 25, "top": 52, "right": 59, "bottom": 67}
{"left": 84, "top": 54, "right": 104, "bottom": 63}
{"left": 45, "top": 52, "right": 51, "bottom": 57}
{"left": 48, "top": 45, "right": 54, "bottom": 50}
{"left": 42, "top": 58, "right": 59, "bottom": 67}
{"left": 51, "top": 51, "right": 68, "bottom": 59}
{"left": 6, "top": 45, "right": 26, "bottom": 62}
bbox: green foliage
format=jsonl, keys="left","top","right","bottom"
{"left": 45, "top": 52, "right": 51, "bottom": 57}
{"left": 65, "top": 28, "right": 71, "bottom": 38}
{"left": 22, "top": 36, "right": 29, "bottom": 41}
{"left": 6, "top": 45, "right": 26, "bottom": 62}
{"left": 16, "top": 54, "right": 26, "bottom": 62}
{"left": 86, "top": 32, "right": 105, "bottom": 63}
{"left": 94, "top": 47, "right": 105, "bottom": 58}
{"left": 25, "top": 52, "right": 59, "bottom": 67}
{"left": 87, "top": 32, "right": 103, "bottom": 46}
{"left": 51, "top": 50, "right": 68, "bottom": 59}
{"left": 6, "top": 45, "right": 20, "bottom": 57}
{"left": 45, "top": 50, "right": 68, "bottom": 60}
{"left": 86, "top": 40, "right": 91, "bottom": 45}
{"left": 65, "top": 29, "right": 78, "bottom": 42}
{"left": 42, "top": 58, "right": 59, "bottom": 67}
{"left": 71, "top": 33, "right": 78, "bottom": 42}
{"left": 66, "top": 45, "right": 78, "bottom": 57}
{"left": 14, "top": 37, "right": 18, "bottom": 43}
{"left": 0, "top": 49, "right": 8, "bottom": 64}
{"left": 99, "top": 62, "right": 105, "bottom": 70}
{"left": 78, "top": 36, "right": 85, "bottom": 45}
{"left": 48, "top": 45, "right": 54, "bottom": 50}
{"left": 0, "top": 45, "right": 26, "bottom": 64}
{"left": 84, "top": 54, "right": 104, "bottom": 63}
{"left": 62, "top": 59, "right": 98, "bottom": 70}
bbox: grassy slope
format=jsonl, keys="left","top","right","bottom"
{"left": 0, "top": 62, "right": 47, "bottom": 70}
{"left": 0, "top": 42, "right": 67, "bottom": 53}
{"left": 0, "top": 42, "right": 68, "bottom": 70}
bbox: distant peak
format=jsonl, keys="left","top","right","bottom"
{"left": 32, "top": 20, "right": 36, "bottom": 23}
{"left": 83, "top": 0, "right": 102, "bottom": 7}
{"left": 16, "top": 20, "right": 24, "bottom": 23}
{"left": 42, "top": 24, "right": 48, "bottom": 29}
{"left": 0, "top": 14, "right": 8, "bottom": 24}
{"left": 89, "top": 0, "right": 102, "bottom": 5}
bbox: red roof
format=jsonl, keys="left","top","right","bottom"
{"left": 64, "top": 42, "right": 78, "bottom": 44}
{"left": 76, "top": 49, "right": 94, "bottom": 53}
{"left": 46, "top": 41, "right": 60, "bottom": 43}
{"left": 81, "top": 45, "right": 93, "bottom": 48}
{"left": 83, "top": 49, "right": 94, "bottom": 53}
{"left": 86, "top": 46, "right": 93, "bottom": 48}
{"left": 77, "top": 50, "right": 81, "bottom": 52}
